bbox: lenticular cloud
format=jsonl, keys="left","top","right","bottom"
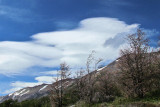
{"left": 0, "top": 17, "right": 139, "bottom": 75}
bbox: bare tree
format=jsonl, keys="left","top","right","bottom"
{"left": 50, "top": 62, "right": 70, "bottom": 107}
{"left": 84, "top": 51, "right": 103, "bottom": 105}
{"left": 50, "top": 72, "right": 61, "bottom": 107}
{"left": 75, "top": 68, "right": 86, "bottom": 100}
{"left": 153, "top": 40, "right": 160, "bottom": 88}
{"left": 97, "top": 71, "right": 118, "bottom": 102}
{"left": 118, "top": 29, "right": 156, "bottom": 98}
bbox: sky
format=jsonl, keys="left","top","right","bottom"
{"left": 0, "top": 0, "right": 159, "bottom": 96}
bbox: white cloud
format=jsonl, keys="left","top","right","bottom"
{"left": 143, "top": 29, "right": 159, "bottom": 37}
{"left": 40, "top": 70, "right": 58, "bottom": 75}
{"left": 35, "top": 76, "right": 55, "bottom": 84}
{"left": 0, "top": 5, "right": 41, "bottom": 23}
{"left": 11, "top": 81, "right": 42, "bottom": 88}
{"left": 0, "top": 17, "right": 139, "bottom": 75}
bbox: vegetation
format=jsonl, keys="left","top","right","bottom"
{"left": 0, "top": 97, "right": 51, "bottom": 107}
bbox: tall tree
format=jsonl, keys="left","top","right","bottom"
{"left": 50, "top": 62, "right": 70, "bottom": 107}
{"left": 75, "top": 68, "right": 86, "bottom": 100}
{"left": 118, "top": 29, "right": 155, "bottom": 98}
{"left": 84, "top": 51, "right": 102, "bottom": 105}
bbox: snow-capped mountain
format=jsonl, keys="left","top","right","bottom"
{"left": 0, "top": 79, "right": 75, "bottom": 103}
{"left": 0, "top": 84, "right": 50, "bottom": 103}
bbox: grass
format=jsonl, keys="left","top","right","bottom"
{"left": 71, "top": 97, "right": 160, "bottom": 107}
{"left": 106, "top": 97, "right": 160, "bottom": 107}
{"left": 69, "top": 90, "right": 160, "bottom": 107}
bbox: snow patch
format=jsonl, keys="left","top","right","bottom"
{"left": 39, "top": 85, "right": 48, "bottom": 92}
{"left": 12, "top": 89, "right": 26, "bottom": 99}
{"left": 97, "top": 66, "right": 106, "bottom": 71}
{"left": 19, "top": 89, "right": 26, "bottom": 94}
{"left": 20, "top": 90, "right": 29, "bottom": 96}
{"left": 12, "top": 89, "right": 30, "bottom": 98}
{"left": 9, "top": 93, "right": 13, "bottom": 96}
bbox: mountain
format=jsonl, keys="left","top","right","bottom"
{"left": 0, "top": 78, "right": 75, "bottom": 103}
{"left": 0, "top": 84, "right": 50, "bottom": 103}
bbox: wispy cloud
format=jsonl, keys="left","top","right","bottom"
{"left": 0, "top": 5, "right": 42, "bottom": 23}
{"left": 101, "top": 0, "right": 132, "bottom": 7}
{"left": 40, "top": 70, "right": 58, "bottom": 75}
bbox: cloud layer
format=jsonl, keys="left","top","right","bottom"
{"left": 0, "top": 17, "right": 139, "bottom": 75}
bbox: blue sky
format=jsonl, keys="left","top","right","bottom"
{"left": 0, "top": 0, "right": 159, "bottom": 95}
